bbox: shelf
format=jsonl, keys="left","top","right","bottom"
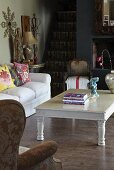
{"left": 93, "top": 35, "right": 114, "bottom": 39}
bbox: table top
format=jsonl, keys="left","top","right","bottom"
{"left": 36, "top": 89, "right": 114, "bottom": 121}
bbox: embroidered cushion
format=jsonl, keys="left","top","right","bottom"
{"left": 14, "top": 62, "right": 31, "bottom": 84}
{"left": 0, "top": 65, "right": 15, "bottom": 91}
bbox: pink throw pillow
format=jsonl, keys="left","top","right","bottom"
{"left": 14, "top": 62, "right": 31, "bottom": 84}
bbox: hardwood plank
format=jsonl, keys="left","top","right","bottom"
{"left": 20, "top": 114, "right": 114, "bottom": 170}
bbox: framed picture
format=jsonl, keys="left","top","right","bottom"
{"left": 110, "top": 20, "right": 114, "bottom": 26}
{"left": 104, "top": 15, "right": 109, "bottom": 21}
{"left": 21, "top": 16, "right": 30, "bottom": 36}
{"left": 103, "top": 20, "right": 109, "bottom": 26}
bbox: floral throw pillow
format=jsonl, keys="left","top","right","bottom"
{"left": 0, "top": 65, "right": 15, "bottom": 91}
{"left": 14, "top": 62, "right": 31, "bottom": 84}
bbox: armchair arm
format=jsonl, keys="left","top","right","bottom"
{"left": 18, "top": 140, "right": 58, "bottom": 170}
{"left": 29, "top": 73, "right": 51, "bottom": 84}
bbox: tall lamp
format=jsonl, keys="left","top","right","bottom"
{"left": 23, "top": 31, "right": 37, "bottom": 63}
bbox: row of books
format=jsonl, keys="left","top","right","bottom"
{"left": 63, "top": 93, "right": 89, "bottom": 105}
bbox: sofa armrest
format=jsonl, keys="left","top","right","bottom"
{"left": 29, "top": 73, "right": 51, "bottom": 84}
{"left": 18, "top": 141, "right": 58, "bottom": 170}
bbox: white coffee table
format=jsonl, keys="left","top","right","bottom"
{"left": 36, "top": 89, "right": 114, "bottom": 146}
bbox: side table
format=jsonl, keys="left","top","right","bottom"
{"left": 29, "top": 63, "right": 45, "bottom": 73}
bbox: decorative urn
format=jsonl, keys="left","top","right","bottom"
{"left": 105, "top": 70, "right": 114, "bottom": 93}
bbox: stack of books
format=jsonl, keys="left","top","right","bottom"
{"left": 63, "top": 93, "right": 89, "bottom": 105}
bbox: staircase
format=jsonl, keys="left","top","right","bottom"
{"left": 42, "top": 0, "right": 77, "bottom": 97}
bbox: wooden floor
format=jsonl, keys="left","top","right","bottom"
{"left": 20, "top": 114, "right": 114, "bottom": 170}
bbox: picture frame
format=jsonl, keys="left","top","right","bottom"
{"left": 21, "top": 15, "right": 30, "bottom": 36}
{"left": 104, "top": 15, "right": 109, "bottom": 21}
{"left": 103, "top": 20, "right": 109, "bottom": 26}
{"left": 110, "top": 20, "right": 114, "bottom": 26}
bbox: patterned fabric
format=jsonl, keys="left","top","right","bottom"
{"left": 0, "top": 100, "right": 62, "bottom": 170}
{"left": 0, "top": 65, "right": 15, "bottom": 91}
{"left": 18, "top": 140, "right": 62, "bottom": 170}
{"left": 9, "top": 67, "right": 23, "bottom": 86}
{"left": 0, "top": 100, "right": 25, "bottom": 170}
{"left": 14, "top": 62, "right": 31, "bottom": 84}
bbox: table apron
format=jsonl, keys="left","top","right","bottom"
{"left": 36, "top": 109, "right": 109, "bottom": 121}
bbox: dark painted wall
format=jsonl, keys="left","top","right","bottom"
{"left": 41, "top": 0, "right": 95, "bottom": 68}
{"left": 77, "top": 0, "right": 95, "bottom": 68}
{"left": 38, "top": 0, "right": 59, "bottom": 62}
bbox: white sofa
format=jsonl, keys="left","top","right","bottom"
{"left": 0, "top": 73, "right": 51, "bottom": 117}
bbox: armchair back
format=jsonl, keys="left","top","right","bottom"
{"left": 66, "top": 59, "right": 90, "bottom": 78}
{"left": 0, "top": 99, "right": 25, "bottom": 170}
{"left": 0, "top": 99, "right": 62, "bottom": 170}
{"left": 64, "top": 59, "right": 90, "bottom": 90}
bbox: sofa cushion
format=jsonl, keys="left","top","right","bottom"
{"left": 0, "top": 93, "right": 19, "bottom": 101}
{"left": 22, "top": 82, "right": 49, "bottom": 98}
{"left": 0, "top": 65, "right": 15, "bottom": 91}
{"left": 2, "top": 87, "right": 35, "bottom": 103}
{"left": 14, "top": 62, "right": 31, "bottom": 84}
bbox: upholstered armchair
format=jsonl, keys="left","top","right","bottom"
{"left": 64, "top": 59, "right": 90, "bottom": 90}
{"left": 0, "top": 99, "right": 62, "bottom": 170}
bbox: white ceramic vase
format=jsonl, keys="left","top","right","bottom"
{"left": 105, "top": 70, "right": 114, "bottom": 93}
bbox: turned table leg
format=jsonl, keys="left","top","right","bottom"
{"left": 98, "top": 120, "right": 106, "bottom": 146}
{"left": 37, "top": 116, "right": 44, "bottom": 140}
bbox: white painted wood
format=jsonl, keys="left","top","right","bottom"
{"left": 37, "top": 115, "right": 44, "bottom": 140}
{"left": 98, "top": 120, "right": 106, "bottom": 146}
{"left": 36, "top": 89, "right": 114, "bottom": 145}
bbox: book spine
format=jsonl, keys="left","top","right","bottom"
{"left": 64, "top": 94, "right": 88, "bottom": 100}
{"left": 64, "top": 93, "right": 87, "bottom": 98}
{"left": 63, "top": 100, "right": 85, "bottom": 105}
{"left": 63, "top": 97, "right": 89, "bottom": 104}
{"left": 63, "top": 97, "right": 85, "bottom": 101}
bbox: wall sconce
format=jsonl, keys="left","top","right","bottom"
{"left": 0, "top": 7, "right": 17, "bottom": 38}
{"left": 23, "top": 32, "right": 37, "bottom": 63}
